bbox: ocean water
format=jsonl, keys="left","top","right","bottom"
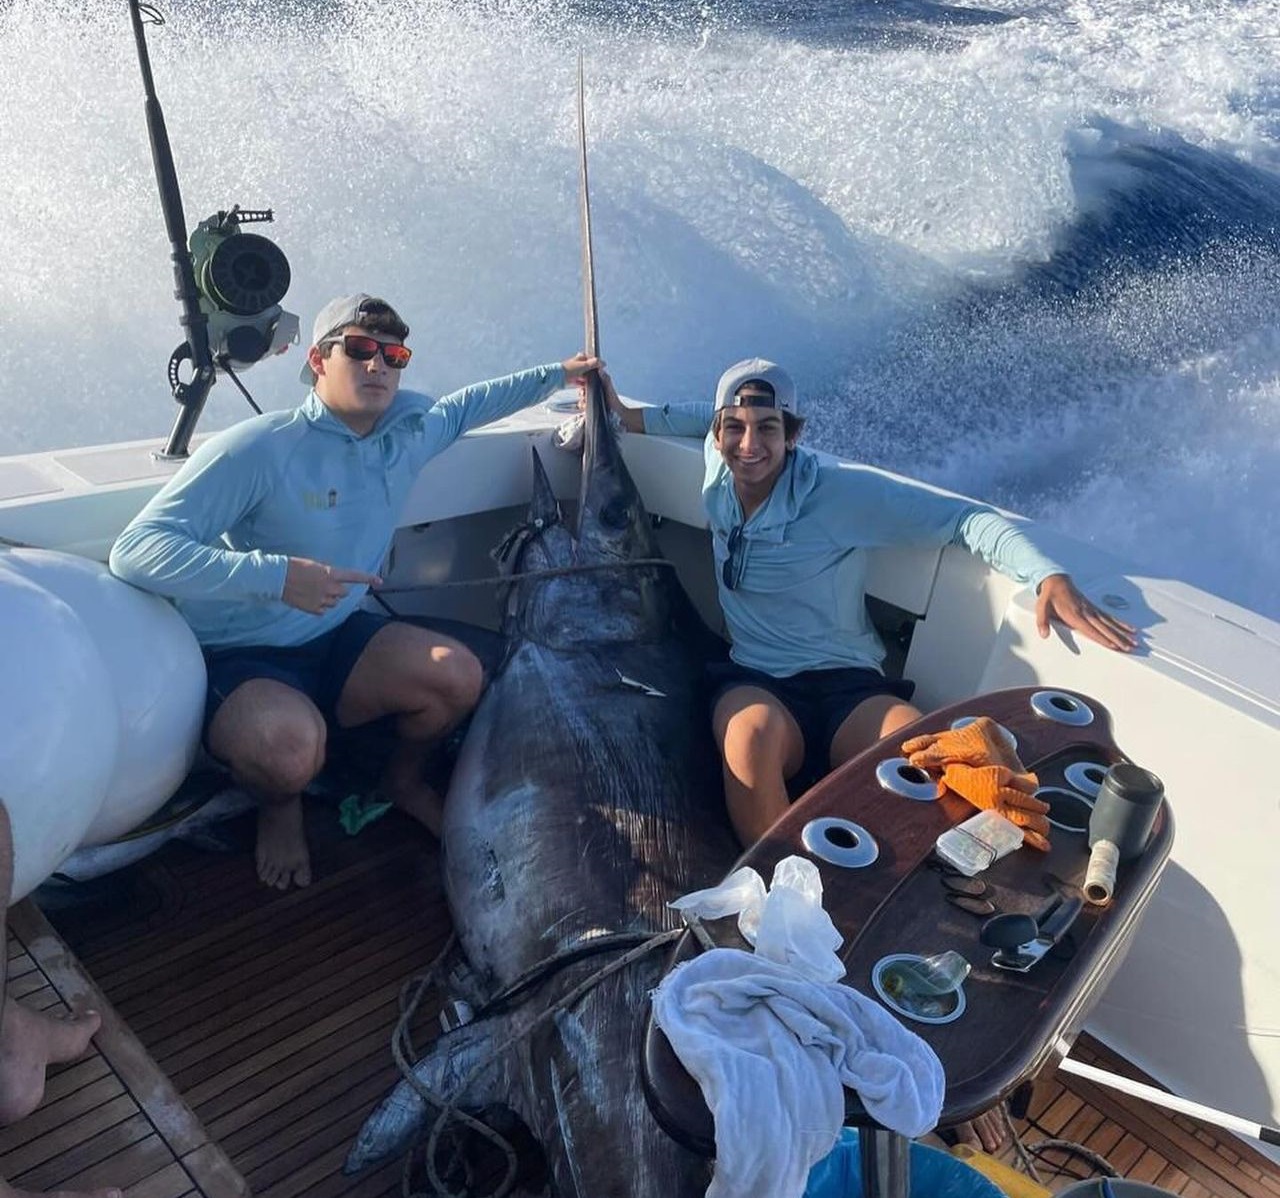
{"left": 1, "top": 0, "right": 1277, "bottom": 617}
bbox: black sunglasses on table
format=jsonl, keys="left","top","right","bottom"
{"left": 925, "top": 857, "right": 998, "bottom": 916}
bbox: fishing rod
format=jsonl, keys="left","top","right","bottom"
{"left": 126, "top": 1, "right": 297, "bottom": 459}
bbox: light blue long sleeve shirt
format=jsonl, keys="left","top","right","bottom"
{"left": 642, "top": 402, "right": 1065, "bottom": 677}
{"left": 110, "top": 364, "right": 565, "bottom": 649}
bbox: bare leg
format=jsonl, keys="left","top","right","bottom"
{"left": 336, "top": 624, "right": 485, "bottom": 836}
{"left": 0, "top": 801, "right": 121, "bottom": 1198}
{"left": 712, "top": 687, "right": 806, "bottom": 847}
{"left": 828, "top": 694, "right": 923, "bottom": 770}
{"left": 207, "top": 680, "right": 327, "bottom": 890}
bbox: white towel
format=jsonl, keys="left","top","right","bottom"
{"left": 651, "top": 947, "right": 945, "bottom": 1198}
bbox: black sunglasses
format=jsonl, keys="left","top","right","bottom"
{"left": 926, "top": 857, "right": 997, "bottom": 916}
{"left": 321, "top": 333, "right": 412, "bottom": 369}
{"left": 722, "top": 524, "right": 746, "bottom": 591}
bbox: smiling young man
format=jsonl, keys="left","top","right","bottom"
{"left": 112, "top": 294, "right": 598, "bottom": 890}
{"left": 590, "top": 356, "right": 1137, "bottom": 1156}
{"left": 594, "top": 357, "right": 1137, "bottom": 848}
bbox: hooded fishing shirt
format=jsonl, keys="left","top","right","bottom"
{"left": 642, "top": 402, "right": 1065, "bottom": 678}
{"left": 110, "top": 364, "right": 565, "bottom": 649}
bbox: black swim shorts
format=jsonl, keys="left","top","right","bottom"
{"left": 202, "top": 609, "right": 390, "bottom": 738}
{"left": 706, "top": 659, "right": 916, "bottom": 778}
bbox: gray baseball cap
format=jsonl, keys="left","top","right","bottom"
{"left": 299, "top": 293, "right": 409, "bottom": 385}
{"left": 713, "top": 358, "right": 800, "bottom": 416}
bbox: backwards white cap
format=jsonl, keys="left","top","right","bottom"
{"left": 713, "top": 358, "right": 799, "bottom": 416}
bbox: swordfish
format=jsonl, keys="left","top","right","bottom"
{"left": 346, "top": 378, "right": 740, "bottom": 1194}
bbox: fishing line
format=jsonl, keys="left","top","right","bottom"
{"left": 421, "top": 928, "right": 682, "bottom": 1198}
{"left": 371, "top": 558, "right": 677, "bottom": 621}
{"left": 375, "top": 557, "right": 676, "bottom": 595}
{"left": 388, "top": 933, "right": 525, "bottom": 1198}
{"left": 390, "top": 928, "right": 682, "bottom": 1198}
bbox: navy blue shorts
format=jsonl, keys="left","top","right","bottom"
{"left": 706, "top": 660, "right": 916, "bottom": 773}
{"left": 202, "top": 610, "right": 391, "bottom": 738}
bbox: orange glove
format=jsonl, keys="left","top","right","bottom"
{"left": 902, "top": 717, "right": 1032, "bottom": 779}
{"left": 940, "top": 763, "right": 1052, "bottom": 852}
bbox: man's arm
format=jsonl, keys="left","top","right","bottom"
{"left": 585, "top": 369, "right": 712, "bottom": 437}
{"left": 428, "top": 355, "right": 600, "bottom": 446}
{"left": 834, "top": 468, "right": 1138, "bottom": 652}
{"left": 955, "top": 510, "right": 1137, "bottom": 650}
{"left": 109, "top": 426, "right": 289, "bottom": 603}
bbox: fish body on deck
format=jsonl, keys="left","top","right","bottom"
{"left": 348, "top": 383, "right": 739, "bottom": 1194}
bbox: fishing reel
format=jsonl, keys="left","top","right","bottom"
{"left": 182, "top": 206, "right": 299, "bottom": 371}
{"left": 128, "top": 0, "right": 297, "bottom": 456}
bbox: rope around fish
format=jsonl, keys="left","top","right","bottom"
{"left": 391, "top": 928, "right": 683, "bottom": 1198}
{"left": 374, "top": 557, "right": 676, "bottom": 595}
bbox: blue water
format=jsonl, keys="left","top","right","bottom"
{"left": 1, "top": 0, "right": 1277, "bottom": 616}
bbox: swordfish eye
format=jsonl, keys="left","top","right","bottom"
{"left": 598, "top": 495, "right": 633, "bottom": 530}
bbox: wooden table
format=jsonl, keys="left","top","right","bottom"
{"left": 642, "top": 686, "right": 1174, "bottom": 1193}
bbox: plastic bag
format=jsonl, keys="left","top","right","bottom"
{"left": 669, "top": 855, "right": 845, "bottom": 982}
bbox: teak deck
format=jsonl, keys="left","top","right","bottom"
{"left": 4, "top": 803, "right": 1278, "bottom": 1197}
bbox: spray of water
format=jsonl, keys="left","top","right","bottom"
{"left": 0, "top": 0, "right": 1276, "bottom": 615}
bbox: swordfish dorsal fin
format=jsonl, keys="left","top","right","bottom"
{"left": 528, "top": 446, "right": 562, "bottom": 530}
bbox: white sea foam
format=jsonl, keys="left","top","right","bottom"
{"left": 0, "top": 0, "right": 1276, "bottom": 615}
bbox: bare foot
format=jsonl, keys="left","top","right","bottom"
{"left": 955, "top": 1105, "right": 1009, "bottom": 1153}
{"left": 0, "top": 1178, "right": 122, "bottom": 1198}
{"left": 0, "top": 1001, "right": 100, "bottom": 1125}
{"left": 255, "top": 798, "right": 312, "bottom": 889}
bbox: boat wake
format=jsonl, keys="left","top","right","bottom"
{"left": 1, "top": 0, "right": 1276, "bottom": 615}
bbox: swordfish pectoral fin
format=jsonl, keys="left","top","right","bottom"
{"left": 344, "top": 1013, "right": 517, "bottom": 1175}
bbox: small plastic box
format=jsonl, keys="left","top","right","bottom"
{"left": 935, "top": 810, "right": 1024, "bottom": 876}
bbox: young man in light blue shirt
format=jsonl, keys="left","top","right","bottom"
{"left": 596, "top": 359, "right": 1137, "bottom": 1154}
{"left": 593, "top": 359, "right": 1137, "bottom": 848}
{"left": 112, "top": 294, "right": 598, "bottom": 891}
